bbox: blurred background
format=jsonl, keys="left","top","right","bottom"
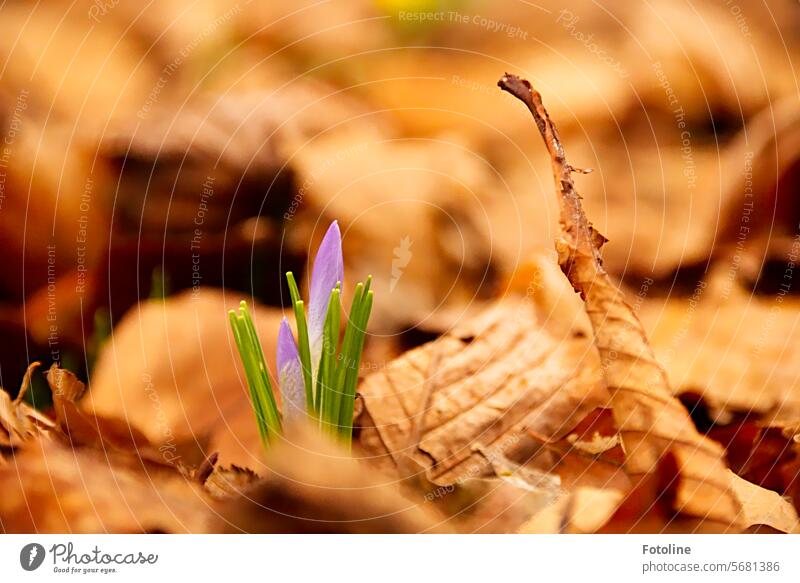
{"left": 1, "top": 0, "right": 799, "bottom": 468}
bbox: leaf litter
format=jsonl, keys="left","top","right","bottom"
{"left": 1, "top": 48, "right": 799, "bottom": 531}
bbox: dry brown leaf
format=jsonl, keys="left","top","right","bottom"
{"left": 100, "top": 93, "right": 293, "bottom": 236}
{"left": 498, "top": 73, "right": 741, "bottom": 525}
{"left": 46, "top": 364, "right": 182, "bottom": 467}
{"left": 625, "top": 0, "right": 790, "bottom": 124}
{"left": 358, "top": 299, "right": 607, "bottom": 485}
{"left": 0, "top": 438, "right": 213, "bottom": 533}
{"left": 0, "top": 363, "right": 54, "bottom": 448}
{"left": 640, "top": 276, "right": 800, "bottom": 419}
{"left": 523, "top": 407, "right": 630, "bottom": 494}
{"left": 0, "top": 3, "right": 158, "bottom": 127}
{"left": 567, "top": 432, "right": 620, "bottom": 455}
{"left": 564, "top": 408, "right": 622, "bottom": 456}
{"left": 521, "top": 454, "right": 799, "bottom": 533}
{"left": 95, "top": 91, "right": 303, "bottom": 320}
{"left": 701, "top": 97, "right": 800, "bottom": 278}
{"left": 520, "top": 486, "right": 625, "bottom": 534}
{"left": 705, "top": 419, "right": 800, "bottom": 504}
{"left": 573, "top": 132, "right": 726, "bottom": 281}
{"left": 420, "top": 449, "right": 565, "bottom": 534}
{"left": 476, "top": 446, "right": 562, "bottom": 496}
{"left": 731, "top": 473, "right": 800, "bottom": 534}
{"left": 521, "top": 453, "right": 686, "bottom": 534}
{"left": 580, "top": 0, "right": 795, "bottom": 280}
{"left": 204, "top": 464, "right": 260, "bottom": 501}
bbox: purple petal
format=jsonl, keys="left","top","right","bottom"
{"left": 277, "top": 318, "right": 305, "bottom": 422}
{"left": 308, "top": 221, "right": 343, "bottom": 375}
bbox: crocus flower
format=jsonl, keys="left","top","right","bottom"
{"left": 307, "top": 221, "right": 343, "bottom": 382}
{"left": 276, "top": 318, "right": 304, "bottom": 423}
{"left": 276, "top": 220, "right": 343, "bottom": 418}
{"left": 231, "top": 218, "right": 371, "bottom": 446}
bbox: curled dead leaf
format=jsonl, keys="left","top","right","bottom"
{"left": 0, "top": 363, "right": 54, "bottom": 449}
{"left": 46, "top": 364, "right": 171, "bottom": 465}
{"left": 498, "top": 73, "right": 741, "bottom": 526}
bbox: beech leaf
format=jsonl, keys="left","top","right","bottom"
{"left": 358, "top": 300, "right": 607, "bottom": 486}
{"left": 498, "top": 73, "right": 742, "bottom": 526}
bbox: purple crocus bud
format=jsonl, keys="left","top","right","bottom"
{"left": 277, "top": 318, "right": 305, "bottom": 423}
{"left": 307, "top": 221, "right": 343, "bottom": 379}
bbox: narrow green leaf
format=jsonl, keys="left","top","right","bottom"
{"left": 338, "top": 287, "right": 373, "bottom": 448}
{"left": 240, "top": 303, "right": 280, "bottom": 426}
{"left": 286, "top": 272, "right": 314, "bottom": 413}
{"left": 286, "top": 271, "right": 301, "bottom": 305}
{"left": 228, "top": 303, "right": 282, "bottom": 449}
{"left": 318, "top": 287, "right": 341, "bottom": 436}
{"left": 362, "top": 274, "right": 373, "bottom": 297}
{"left": 331, "top": 282, "right": 364, "bottom": 428}
{"left": 228, "top": 311, "right": 268, "bottom": 448}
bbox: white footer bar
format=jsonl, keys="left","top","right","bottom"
{"left": 1, "top": 535, "right": 798, "bottom": 582}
